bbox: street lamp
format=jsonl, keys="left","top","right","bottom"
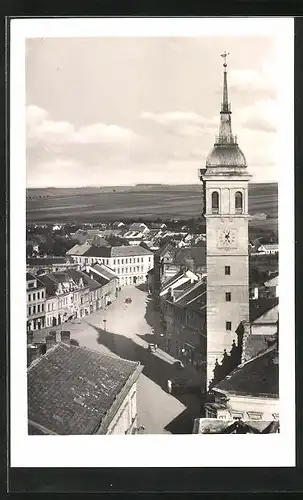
{"left": 103, "top": 319, "right": 107, "bottom": 331}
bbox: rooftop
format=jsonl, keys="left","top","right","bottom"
{"left": 214, "top": 344, "right": 278, "bottom": 398}
{"left": 110, "top": 245, "right": 153, "bottom": 257}
{"left": 193, "top": 419, "right": 279, "bottom": 434}
{"left": 250, "top": 297, "right": 279, "bottom": 323}
{"left": 28, "top": 343, "right": 142, "bottom": 435}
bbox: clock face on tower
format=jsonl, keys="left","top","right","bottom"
{"left": 217, "top": 228, "right": 237, "bottom": 248}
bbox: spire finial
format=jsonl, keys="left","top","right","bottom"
{"left": 221, "top": 51, "right": 230, "bottom": 70}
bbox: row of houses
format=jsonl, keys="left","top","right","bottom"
{"left": 71, "top": 222, "right": 206, "bottom": 251}
{"left": 26, "top": 264, "right": 118, "bottom": 330}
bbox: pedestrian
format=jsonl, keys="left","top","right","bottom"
{"left": 167, "top": 379, "right": 172, "bottom": 394}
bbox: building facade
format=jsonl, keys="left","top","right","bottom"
{"left": 199, "top": 53, "right": 252, "bottom": 387}
{"left": 67, "top": 244, "right": 154, "bottom": 287}
{"left": 26, "top": 273, "right": 46, "bottom": 331}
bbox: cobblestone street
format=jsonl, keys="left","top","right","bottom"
{"left": 33, "top": 285, "right": 201, "bottom": 434}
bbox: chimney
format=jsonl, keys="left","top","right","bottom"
{"left": 27, "top": 344, "right": 42, "bottom": 366}
{"left": 46, "top": 330, "right": 57, "bottom": 351}
{"left": 60, "top": 330, "right": 71, "bottom": 345}
{"left": 27, "top": 330, "right": 33, "bottom": 346}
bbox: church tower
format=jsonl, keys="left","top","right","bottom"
{"left": 199, "top": 52, "right": 252, "bottom": 388}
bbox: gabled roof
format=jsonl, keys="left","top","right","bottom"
{"left": 214, "top": 344, "right": 278, "bottom": 398}
{"left": 175, "top": 279, "right": 207, "bottom": 311}
{"left": 36, "top": 274, "right": 59, "bottom": 296}
{"left": 66, "top": 268, "right": 101, "bottom": 291}
{"left": 28, "top": 343, "right": 142, "bottom": 435}
{"left": 250, "top": 297, "right": 279, "bottom": 323}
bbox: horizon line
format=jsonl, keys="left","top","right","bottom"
{"left": 26, "top": 180, "right": 277, "bottom": 189}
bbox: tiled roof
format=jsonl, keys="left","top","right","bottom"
{"left": 214, "top": 345, "right": 278, "bottom": 398}
{"left": 176, "top": 280, "right": 207, "bottom": 310}
{"left": 193, "top": 418, "right": 279, "bottom": 434}
{"left": 84, "top": 246, "right": 112, "bottom": 258}
{"left": 111, "top": 246, "right": 153, "bottom": 257}
{"left": 91, "top": 263, "right": 117, "bottom": 281}
{"left": 250, "top": 297, "right": 279, "bottom": 323}
{"left": 161, "top": 270, "right": 184, "bottom": 289}
{"left": 28, "top": 343, "right": 142, "bottom": 435}
{"left": 174, "top": 246, "right": 206, "bottom": 267}
{"left": 66, "top": 243, "right": 92, "bottom": 256}
{"left": 26, "top": 272, "right": 36, "bottom": 281}
{"left": 156, "top": 242, "right": 176, "bottom": 258}
{"left": 36, "top": 274, "right": 58, "bottom": 296}
{"left": 67, "top": 269, "right": 101, "bottom": 291}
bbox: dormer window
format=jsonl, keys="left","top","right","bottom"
{"left": 235, "top": 191, "right": 243, "bottom": 214}
{"left": 211, "top": 191, "right": 219, "bottom": 214}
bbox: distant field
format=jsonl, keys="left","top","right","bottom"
{"left": 26, "top": 183, "right": 278, "bottom": 225}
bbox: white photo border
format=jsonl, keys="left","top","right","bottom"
{"left": 10, "top": 17, "right": 295, "bottom": 468}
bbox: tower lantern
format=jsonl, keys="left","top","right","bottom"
{"left": 199, "top": 53, "right": 253, "bottom": 388}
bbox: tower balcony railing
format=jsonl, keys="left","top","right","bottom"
{"left": 214, "top": 135, "right": 237, "bottom": 145}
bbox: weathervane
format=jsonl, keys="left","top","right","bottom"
{"left": 221, "top": 51, "right": 230, "bottom": 69}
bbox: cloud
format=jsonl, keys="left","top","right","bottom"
{"left": 235, "top": 99, "right": 277, "bottom": 133}
{"left": 228, "top": 62, "right": 276, "bottom": 99}
{"left": 140, "top": 110, "right": 218, "bottom": 137}
{"left": 26, "top": 105, "right": 138, "bottom": 147}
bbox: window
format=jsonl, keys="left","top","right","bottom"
{"left": 28, "top": 294, "right": 31, "bottom": 302}
{"left": 225, "top": 266, "right": 230, "bottom": 275}
{"left": 141, "top": 265, "right": 144, "bottom": 272}
{"left": 125, "top": 268, "right": 128, "bottom": 273}
{"left": 137, "top": 258, "right": 139, "bottom": 263}
{"left": 122, "top": 259, "right": 124, "bottom": 264}
{"left": 211, "top": 191, "right": 219, "bottom": 213}
{"left": 33, "top": 293, "right": 36, "bottom": 301}
{"left": 121, "top": 268, "right": 124, "bottom": 274}
{"left": 225, "top": 292, "right": 231, "bottom": 302}
{"left": 118, "top": 259, "right": 120, "bottom": 264}
{"left": 106, "top": 259, "right": 109, "bottom": 265}
{"left": 37, "top": 304, "right": 40, "bottom": 313}
{"left": 117, "top": 268, "right": 120, "bottom": 274}
{"left": 37, "top": 292, "right": 40, "bottom": 300}
{"left": 226, "top": 321, "right": 232, "bottom": 331}
{"left": 141, "top": 257, "right": 143, "bottom": 263}
{"left": 129, "top": 258, "right": 132, "bottom": 263}
{"left": 28, "top": 306, "right": 31, "bottom": 316}
{"left": 148, "top": 257, "right": 151, "bottom": 263}
{"left": 247, "top": 412, "right": 263, "bottom": 420}
{"left": 113, "top": 259, "right": 116, "bottom": 265}
{"left": 235, "top": 191, "right": 243, "bottom": 213}
{"left": 33, "top": 305, "right": 36, "bottom": 314}
{"left": 41, "top": 291, "right": 44, "bottom": 299}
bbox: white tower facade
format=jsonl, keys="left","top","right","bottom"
{"left": 199, "top": 53, "right": 252, "bottom": 388}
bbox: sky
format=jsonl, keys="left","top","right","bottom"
{"left": 26, "top": 36, "right": 278, "bottom": 187}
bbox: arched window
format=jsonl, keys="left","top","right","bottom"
{"left": 235, "top": 191, "right": 243, "bottom": 213}
{"left": 211, "top": 191, "right": 219, "bottom": 213}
